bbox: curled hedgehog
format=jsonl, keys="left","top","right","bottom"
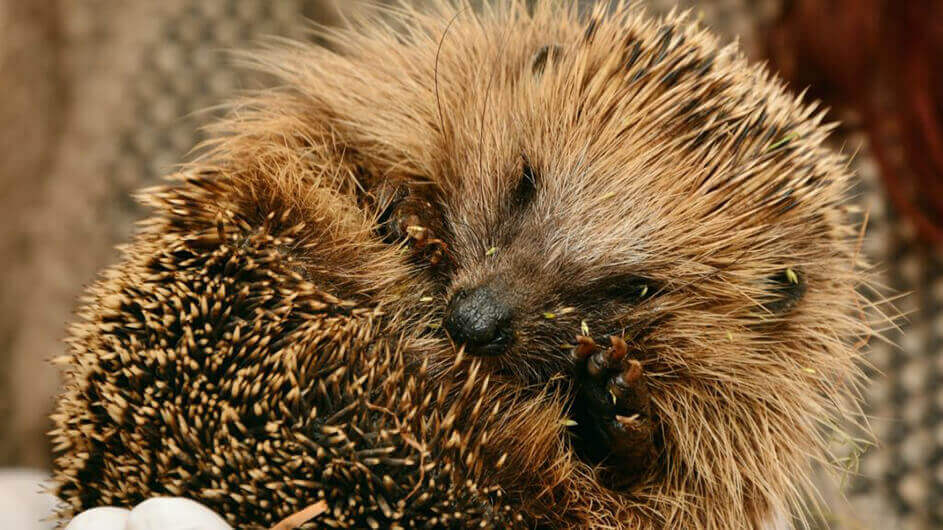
{"left": 52, "top": 1, "right": 879, "bottom": 528}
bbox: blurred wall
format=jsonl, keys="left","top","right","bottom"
{"left": 0, "top": 0, "right": 64, "bottom": 468}
{"left": 0, "top": 0, "right": 361, "bottom": 468}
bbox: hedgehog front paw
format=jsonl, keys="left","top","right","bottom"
{"left": 374, "top": 180, "right": 449, "bottom": 266}
{"left": 570, "top": 335, "right": 656, "bottom": 488}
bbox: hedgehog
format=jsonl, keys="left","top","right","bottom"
{"left": 52, "top": 1, "right": 877, "bottom": 528}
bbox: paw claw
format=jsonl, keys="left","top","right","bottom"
{"left": 614, "top": 414, "right": 644, "bottom": 432}
{"left": 405, "top": 224, "right": 427, "bottom": 241}
{"left": 572, "top": 335, "right": 597, "bottom": 361}
{"left": 374, "top": 183, "right": 449, "bottom": 267}
{"left": 581, "top": 335, "right": 630, "bottom": 376}
{"left": 622, "top": 359, "right": 643, "bottom": 384}
{"left": 609, "top": 335, "right": 628, "bottom": 361}
{"left": 569, "top": 332, "right": 655, "bottom": 486}
{"left": 615, "top": 413, "right": 640, "bottom": 424}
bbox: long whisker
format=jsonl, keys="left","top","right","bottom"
{"left": 434, "top": 6, "right": 469, "bottom": 137}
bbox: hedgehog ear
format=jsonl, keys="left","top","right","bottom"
{"left": 761, "top": 268, "right": 806, "bottom": 314}
{"left": 530, "top": 44, "right": 564, "bottom": 76}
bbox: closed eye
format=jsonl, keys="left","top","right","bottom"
{"left": 511, "top": 154, "right": 538, "bottom": 210}
{"left": 762, "top": 268, "right": 805, "bottom": 314}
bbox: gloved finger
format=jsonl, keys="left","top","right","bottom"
{"left": 126, "top": 497, "right": 232, "bottom": 530}
{"left": 65, "top": 507, "right": 131, "bottom": 530}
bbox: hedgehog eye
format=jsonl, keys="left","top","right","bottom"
{"left": 531, "top": 44, "right": 563, "bottom": 76}
{"left": 762, "top": 268, "right": 805, "bottom": 314}
{"left": 593, "top": 275, "right": 654, "bottom": 304}
{"left": 511, "top": 157, "right": 538, "bottom": 209}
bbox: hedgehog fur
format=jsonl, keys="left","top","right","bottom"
{"left": 52, "top": 2, "right": 878, "bottom": 528}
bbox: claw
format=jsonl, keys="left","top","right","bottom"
{"left": 615, "top": 414, "right": 641, "bottom": 429}
{"left": 375, "top": 184, "right": 451, "bottom": 268}
{"left": 609, "top": 359, "right": 644, "bottom": 404}
{"left": 403, "top": 212, "right": 430, "bottom": 243}
{"left": 572, "top": 334, "right": 655, "bottom": 484}
{"left": 622, "top": 359, "right": 643, "bottom": 384}
{"left": 573, "top": 335, "right": 597, "bottom": 361}
{"left": 608, "top": 335, "right": 628, "bottom": 362}
{"left": 405, "top": 225, "right": 428, "bottom": 242}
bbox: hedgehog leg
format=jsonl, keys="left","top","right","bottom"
{"left": 570, "top": 335, "right": 656, "bottom": 489}
{"left": 373, "top": 179, "right": 449, "bottom": 266}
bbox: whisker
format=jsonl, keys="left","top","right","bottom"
{"left": 434, "top": 6, "right": 469, "bottom": 138}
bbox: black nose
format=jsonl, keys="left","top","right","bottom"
{"left": 444, "top": 286, "right": 513, "bottom": 356}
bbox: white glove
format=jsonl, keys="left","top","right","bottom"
{"left": 65, "top": 497, "right": 232, "bottom": 530}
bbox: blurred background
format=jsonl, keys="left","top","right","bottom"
{"left": 0, "top": 0, "right": 939, "bottom": 528}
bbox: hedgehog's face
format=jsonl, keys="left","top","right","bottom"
{"left": 402, "top": 29, "right": 824, "bottom": 391}
{"left": 435, "top": 149, "right": 669, "bottom": 385}
{"left": 298, "top": 5, "right": 859, "bottom": 445}
{"left": 433, "top": 138, "right": 813, "bottom": 390}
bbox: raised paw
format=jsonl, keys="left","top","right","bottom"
{"left": 373, "top": 180, "right": 450, "bottom": 266}
{"left": 570, "top": 335, "right": 656, "bottom": 488}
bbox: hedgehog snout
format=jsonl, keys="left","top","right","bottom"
{"left": 443, "top": 285, "right": 514, "bottom": 356}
